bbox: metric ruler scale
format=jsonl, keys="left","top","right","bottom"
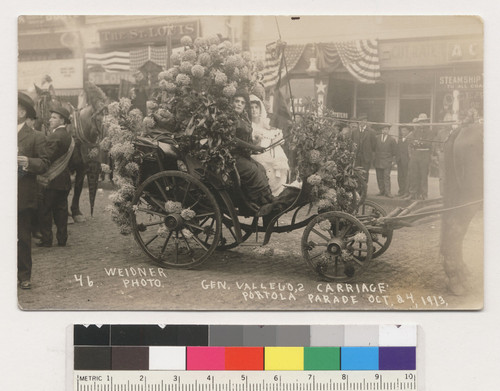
{"left": 74, "top": 370, "right": 417, "bottom": 391}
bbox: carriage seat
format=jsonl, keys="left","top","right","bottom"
{"left": 135, "top": 136, "right": 178, "bottom": 160}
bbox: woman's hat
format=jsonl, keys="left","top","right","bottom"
{"left": 18, "top": 91, "right": 37, "bottom": 119}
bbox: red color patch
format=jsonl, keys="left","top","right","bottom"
{"left": 225, "top": 347, "right": 264, "bottom": 370}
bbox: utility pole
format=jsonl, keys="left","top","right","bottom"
{"left": 166, "top": 24, "right": 173, "bottom": 69}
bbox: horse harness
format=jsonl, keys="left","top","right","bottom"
{"left": 71, "top": 104, "right": 106, "bottom": 147}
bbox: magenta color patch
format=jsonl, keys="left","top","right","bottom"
{"left": 186, "top": 347, "right": 225, "bottom": 370}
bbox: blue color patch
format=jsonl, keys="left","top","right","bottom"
{"left": 341, "top": 347, "right": 379, "bottom": 370}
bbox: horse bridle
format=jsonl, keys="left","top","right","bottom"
{"left": 71, "top": 104, "right": 106, "bottom": 147}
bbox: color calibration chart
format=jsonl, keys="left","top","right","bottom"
{"left": 72, "top": 325, "right": 418, "bottom": 391}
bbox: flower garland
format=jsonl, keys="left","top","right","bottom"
{"left": 100, "top": 98, "right": 145, "bottom": 234}
{"left": 143, "top": 35, "right": 265, "bottom": 177}
{"left": 102, "top": 35, "right": 265, "bottom": 234}
{"left": 289, "top": 101, "right": 360, "bottom": 214}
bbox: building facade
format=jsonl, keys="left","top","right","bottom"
{"left": 18, "top": 15, "right": 483, "bottom": 126}
{"left": 250, "top": 16, "right": 483, "bottom": 128}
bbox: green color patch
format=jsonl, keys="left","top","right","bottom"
{"left": 304, "top": 347, "right": 340, "bottom": 370}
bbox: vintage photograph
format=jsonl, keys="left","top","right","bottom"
{"left": 17, "top": 15, "right": 483, "bottom": 310}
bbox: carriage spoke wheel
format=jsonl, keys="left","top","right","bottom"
{"left": 131, "top": 171, "right": 222, "bottom": 269}
{"left": 356, "top": 200, "right": 393, "bottom": 259}
{"left": 216, "top": 215, "right": 254, "bottom": 251}
{"left": 301, "top": 211, "right": 373, "bottom": 281}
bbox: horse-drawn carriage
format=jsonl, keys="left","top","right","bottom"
{"left": 129, "top": 131, "right": 395, "bottom": 282}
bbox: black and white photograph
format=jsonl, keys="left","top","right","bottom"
{"left": 16, "top": 15, "right": 483, "bottom": 310}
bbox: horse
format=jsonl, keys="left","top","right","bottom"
{"left": 68, "top": 83, "right": 108, "bottom": 219}
{"left": 32, "top": 83, "right": 58, "bottom": 135}
{"left": 31, "top": 81, "right": 107, "bottom": 220}
{"left": 440, "top": 119, "right": 483, "bottom": 295}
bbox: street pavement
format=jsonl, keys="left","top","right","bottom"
{"left": 18, "top": 173, "right": 483, "bottom": 311}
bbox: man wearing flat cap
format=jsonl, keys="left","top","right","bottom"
{"left": 18, "top": 92, "right": 50, "bottom": 289}
{"left": 37, "top": 104, "right": 73, "bottom": 248}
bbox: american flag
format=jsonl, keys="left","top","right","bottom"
{"left": 85, "top": 51, "right": 131, "bottom": 72}
{"left": 86, "top": 47, "right": 185, "bottom": 72}
{"left": 335, "top": 39, "right": 381, "bottom": 84}
{"left": 261, "top": 42, "right": 306, "bottom": 89}
{"left": 261, "top": 39, "right": 380, "bottom": 87}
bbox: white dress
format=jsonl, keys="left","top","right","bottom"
{"left": 251, "top": 119, "right": 289, "bottom": 196}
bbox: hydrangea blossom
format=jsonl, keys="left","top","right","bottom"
{"left": 191, "top": 64, "right": 205, "bottom": 78}
{"left": 175, "top": 73, "right": 191, "bottom": 86}
{"left": 143, "top": 116, "right": 155, "bottom": 129}
{"left": 170, "top": 52, "right": 181, "bottom": 65}
{"left": 353, "top": 232, "right": 367, "bottom": 243}
{"left": 181, "top": 49, "right": 197, "bottom": 62}
{"left": 223, "top": 84, "right": 237, "bottom": 97}
{"left": 198, "top": 52, "right": 212, "bottom": 66}
{"left": 180, "top": 61, "right": 194, "bottom": 74}
{"left": 180, "top": 208, "right": 196, "bottom": 220}
{"left": 307, "top": 174, "right": 322, "bottom": 186}
{"left": 214, "top": 71, "right": 228, "bottom": 86}
{"left": 180, "top": 35, "right": 193, "bottom": 46}
{"left": 119, "top": 98, "right": 132, "bottom": 112}
{"left": 165, "top": 201, "right": 183, "bottom": 213}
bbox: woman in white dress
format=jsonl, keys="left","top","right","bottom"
{"left": 249, "top": 95, "right": 289, "bottom": 196}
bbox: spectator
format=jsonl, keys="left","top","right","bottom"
{"left": 397, "top": 126, "right": 411, "bottom": 197}
{"left": 351, "top": 114, "right": 377, "bottom": 184}
{"left": 405, "top": 113, "right": 434, "bottom": 200}
{"left": 374, "top": 125, "right": 397, "bottom": 197}
{"left": 37, "top": 106, "right": 73, "bottom": 247}
{"left": 18, "top": 92, "right": 50, "bottom": 289}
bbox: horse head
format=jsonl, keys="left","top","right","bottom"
{"left": 32, "top": 84, "right": 59, "bottom": 134}
{"left": 73, "top": 83, "right": 109, "bottom": 146}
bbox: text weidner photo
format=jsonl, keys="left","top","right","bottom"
{"left": 17, "top": 15, "right": 483, "bottom": 310}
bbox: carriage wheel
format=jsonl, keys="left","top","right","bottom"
{"left": 356, "top": 200, "right": 393, "bottom": 259}
{"left": 131, "top": 171, "right": 222, "bottom": 269}
{"left": 216, "top": 215, "right": 254, "bottom": 251}
{"left": 301, "top": 211, "right": 373, "bottom": 281}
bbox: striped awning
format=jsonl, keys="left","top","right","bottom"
{"left": 261, "top": 42, "right": 306, "bottom": 88}
{"left": 334, "top": 39, "right": 381, "bottom": 84}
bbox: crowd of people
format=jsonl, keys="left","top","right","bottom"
{"left": 329, "top": 112, "right": 472, "bottom": 201}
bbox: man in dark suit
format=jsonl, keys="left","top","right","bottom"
{"left": 18, "top": 92, "right": 50, "bottom": 289}
{"left": 396, "top": 126, "right": 411, "bottom": 197}
{"left": 351, "top": 115, "right": 377, "bottom": 184}
{"left": 405, "top": 113, "right": 435, "bottom": 200}
{"left": 37, "top": 105, "right": 73, "bottom": 247}
{"left": 374, "top": 124, "right": 397, "bottom": 197}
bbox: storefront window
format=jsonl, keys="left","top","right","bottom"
{"left": 400, "top": 82, "right": 432, "bottom": 123}
{"left": 434, "top": 72, "right": 483, "bottom": 121}
{"left": 356, "top": 83, "right": 386, "bottom": 122}
{"left": 288, "top": 78, "right": 315, "bottom": 115}
{"left": 327, "top": 78, "right": 354, "bottom": 119}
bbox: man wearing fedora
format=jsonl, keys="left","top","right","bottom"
{"left": 18, "top": 92, "right": 50, "bottom": 289}
{"left": 405, "top": 113, "right": 434, "bottom": 200}
{"left": 37, "top": 105, "right": 73, "bottom": 248}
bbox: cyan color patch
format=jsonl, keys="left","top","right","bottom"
{"left": 341, "top": 347, "right": 379, "bottom": 370}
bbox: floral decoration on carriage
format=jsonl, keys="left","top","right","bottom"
{"left": 100, "top": 35, "right": 387, "bottom": 281}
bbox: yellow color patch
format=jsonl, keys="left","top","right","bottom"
{"left": 265, "top": 347, "right": 304, "bottom": 370}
